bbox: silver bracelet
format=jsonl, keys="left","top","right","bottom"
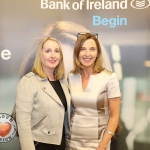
{"left": 105, "top": 130, "right": 115, "bottom": 136}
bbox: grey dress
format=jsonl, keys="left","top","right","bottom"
{"left": 68, "top": 70, "right": 120, "bottom": 150}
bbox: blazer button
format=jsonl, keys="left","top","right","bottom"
{"left": 44, "top": 87, "right": 46, "bottom": 89}
{"left": 48, "top": 131, "right": 50, "bottom": 134}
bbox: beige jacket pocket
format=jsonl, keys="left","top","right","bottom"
{"left": 43, "top": 128, "right": 55, "bottom": 135}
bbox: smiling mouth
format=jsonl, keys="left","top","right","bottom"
{"left": 49, "top": 60, "right": 57, "bottom": 63}
{"left": 83, "top": 58, "right": 92, "bottom": 60}
{"left": 49, "top": 60, "right": 57, "bottom": 62}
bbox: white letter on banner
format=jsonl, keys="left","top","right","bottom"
{"left": 41, "top": 0, "right": 48, "bottom": 9}
{"left": 1, "top": 49, "right": 11, "bottom": 60}
{"left": 64, "top": 0, "right": 70, "bottom": 9}
{"left": 120, "top": 0, "right": 127, "bottom": 9}
{"left": 79, "top": 0, "right": 84, "bottom": 10}
{"left": 72, "top": 2, "right": 79, "bottom": 10}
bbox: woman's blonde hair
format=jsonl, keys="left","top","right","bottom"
{"left": 31, "top": 37, "right": 65, "bottom": 80}
{"left": 20, "top": 21, "right": 112, "bottom": 77}
{"left": 71, "top": 33, "right": 104, "bottom": 74}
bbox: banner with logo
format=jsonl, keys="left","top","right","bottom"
{"left": 0, "top": 0, "right": 150, "bottom": 149}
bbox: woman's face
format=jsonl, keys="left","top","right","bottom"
{"left": 78, "top": 39, "right": 98, "bottom": 69}
{"left": 42, "top": 40, "right": 61, "bottom": 72}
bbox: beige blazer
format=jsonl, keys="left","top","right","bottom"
{"left": 16, "top": 72, "right": 70, "bottom": 150}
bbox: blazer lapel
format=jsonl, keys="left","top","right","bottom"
{"left": 42, "top": 80, "right": 64, "bottom": 106}
{"left": 37, "top": 75, "right": 70, "bottom": 116}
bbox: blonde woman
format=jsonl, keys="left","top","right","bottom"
{"left": 15, "top": 37, "right": 70, "bottom": 150}
{"left": 68, "top": 33, "right": 121, "bottom": 150}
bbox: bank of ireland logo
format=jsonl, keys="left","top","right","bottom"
{"left": 131, "top": 0, "right": 150, "bottom": 9}
{"left": 0, "top": 113, "right": 17, "bottom": 143}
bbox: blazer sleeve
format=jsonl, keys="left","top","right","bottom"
{"left": 16, "top": 76, "right": 36, "bottom": 150}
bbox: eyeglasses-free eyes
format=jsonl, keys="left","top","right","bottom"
{"left": 77, "top": 32, "right": 98, "bottom": 39}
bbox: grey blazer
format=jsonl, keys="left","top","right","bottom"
{"left": 16, "top": 72, "right": 70, "bottom": 150}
